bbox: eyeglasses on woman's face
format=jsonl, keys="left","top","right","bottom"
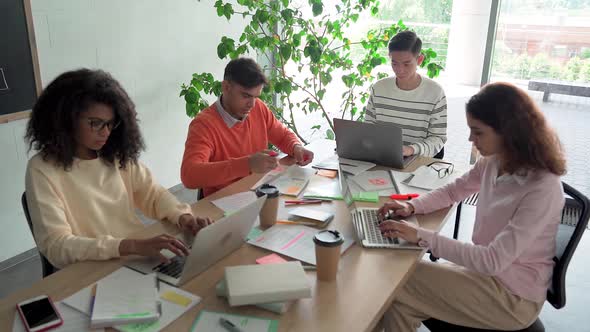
{"left": 84, "top": 117, "right": 121, "bottom": 132}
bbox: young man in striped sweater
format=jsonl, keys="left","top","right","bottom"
{"left": 365, "top": 30, "right": 447, "bottom": 158}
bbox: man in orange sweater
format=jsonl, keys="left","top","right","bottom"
{"left": 181, "top": 58, "right": 314, "bottom": 197}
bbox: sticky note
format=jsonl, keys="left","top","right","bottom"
{"left": 317, "top": 169, "right": 338, "bottom": 178}
{"left": 256, "top": 253, "right": 288, "bottom": 265}
{"left": 354, "top": 191, "right": 379, "bottom": 203}
{"left": 160, "top": 290, "right": 192, "bottom": 307}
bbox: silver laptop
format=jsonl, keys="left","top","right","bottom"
{"left": 338, "top": 164, "right": 421, "bottom": 250}
{"left": 125, "top": 195, "right": 266, "bottom": 286}
{"left": 334, "top": 118, "right": 418, "bottom": 169}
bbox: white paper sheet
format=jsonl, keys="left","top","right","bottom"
{"left": 211, "top": 191, "right": 258, "bottom": 214}
{"left": 248, "top": 224, "right": 353, "bottom": 265}
{"left": 191, "top": 310, "right": 276, "bottom": 332}
{"left": 338, "top": 158, "right": 376, "bottom": 176}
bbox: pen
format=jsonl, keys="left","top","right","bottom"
{"left": 276, "top": 220, "right": 318, "bottom": 226}
{"left": 219, "top": 317, "right": 244, "bottom": 332}
{"left": 285, "top": 200, "right": 323, "bottom": 205}
{"left": 89, "top": 284, "right": 97, "bottom": 315}
{"left": 390, "top": 193, "right": 420, "bottom": 200}
{"left": 302, "top": 265, "right": 316, "bottom": 271}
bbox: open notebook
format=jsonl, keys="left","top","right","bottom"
{"left": 90, "top": 269, "right": 160, "bottom": 328}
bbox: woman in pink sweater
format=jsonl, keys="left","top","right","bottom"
{"left": 378, "top": 82, "right": 566, "bottom": 331}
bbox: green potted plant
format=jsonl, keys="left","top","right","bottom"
{"left": 181, "top": 0, "right": 443, "bottom": 143}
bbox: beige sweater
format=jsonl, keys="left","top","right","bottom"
{"left": 25, "top": 154, "right": 192, "bottom": 268}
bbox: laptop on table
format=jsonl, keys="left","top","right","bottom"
{"left": 125, "top": 196, "right": 266, "bottom": 286}
{"left": 333, "top": 118, "right": 418, "bottom": 169}
{"left": 338, "top": 164, "right": 421, "bottom": 250}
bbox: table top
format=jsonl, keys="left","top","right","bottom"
{"left": 0, "top": 139, "right": 454, "bottom": 332}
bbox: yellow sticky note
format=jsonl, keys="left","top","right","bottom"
{"left": 160, "top": 290, "right": 191, "bottom": 307}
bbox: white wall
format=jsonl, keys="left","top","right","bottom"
{"left": 0, "top": 0, "right": 246, "bottom": 262}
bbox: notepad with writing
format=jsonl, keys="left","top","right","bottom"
{"left": 90, "top": 269, "right": 160, "bottom": 328}
{"left": 224, "top": 262, "right": 311, "bottom": 306}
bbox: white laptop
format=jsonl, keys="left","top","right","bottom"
{"left": 338, "top": 164, "right": 422, "bottom": 250}
{"left": 125, "top": 195, "right": 266, "bottom": 286}
{"left": 334, "top": 118, "right": 418, "bottom": 169}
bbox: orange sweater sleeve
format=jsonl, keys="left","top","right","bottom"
{"left": 261, "top": 102, "right": 301, "bottom": 155}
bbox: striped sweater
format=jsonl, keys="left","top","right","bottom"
{"left": 365, "top": 76, "right": 447, "bottom": 157}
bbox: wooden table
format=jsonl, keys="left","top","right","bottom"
{"left": 0, "top": 140, "right": 454, "bottom": 332}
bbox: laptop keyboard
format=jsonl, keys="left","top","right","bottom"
{"left": 153, "top": 255, "right": 186, "bottom": 278}
{"left": 361, "top": 209, "right": 399, "bottom": 245}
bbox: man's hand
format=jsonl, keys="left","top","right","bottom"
{"left": 119, "top": 234, "right": 190, "bottom": 264}
{"left": 249, "top": 150, "right": 279, "bottom": 173}
{"left": 378, "top": 201, "right": 415, "bottom": 220}
{"left": 293, "top": 144, "right": 314, "bottom": 166}
{"left": 402, "top": 145, "right": 415, "bottom": 157}
{"left": 178, "top": 214, "right": 213, "bottom": 236}
{"left": 378, "top": 219, "right": 420, "bottom": 244}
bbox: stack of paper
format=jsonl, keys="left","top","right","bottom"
{"left": 224, "top": 262, "right": 311, "bottom": 306}
{"left": 215, "top": 280, "right": 292, "bottom": 314}
{"left": 270, "top": 165, "right": 316, "bottom": 196}
{"left": 90, "top": 272, "right": 160, "bottom": 328}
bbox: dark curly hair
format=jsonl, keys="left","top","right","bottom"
{"left": 25, "top": 68, "right": 145, "bottom": 170}
{"left": 466, "top": 82, "right": 566, "bottom": 176}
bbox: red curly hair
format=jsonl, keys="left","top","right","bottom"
{"left": 466, "top": 82, "right": 566, "bottom": 176}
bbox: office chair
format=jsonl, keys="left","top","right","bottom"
{"left": 21, "top": 192, "right": 58, "bottom": 278}
{"left": 422, "top": 182, "right": 589, "bottom": 332}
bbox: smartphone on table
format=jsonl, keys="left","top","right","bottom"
{"left": 16, "top": 295, "right": 63, "bottom": 332}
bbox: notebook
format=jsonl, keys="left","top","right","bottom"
{"left": 224, "top": 262, "right": 311, "bottom": 306}
{"left": 215, "top": 280, "right": 292, "bottom": 314}
{"left": 90, "top": 268, "right": 160, "bottom": 328}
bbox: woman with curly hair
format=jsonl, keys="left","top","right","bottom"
{"left": 377, "top": 82, "right": 567, "bottom": 331}
{"left": 25, "top": 68, "right": 211, "bottom": 269}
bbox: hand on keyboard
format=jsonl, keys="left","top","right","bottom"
{"left": 378, "top": 201, "right": 414, "bottom": 220}
{"left": 378, "top": 219, "right": 420, "bottom": 244}
{"left": 122, "top": 234, "right": 189, "bottom": 264}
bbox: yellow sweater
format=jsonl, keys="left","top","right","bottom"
{"left": 25, "top": 154, "right": 192, "bottom": 268}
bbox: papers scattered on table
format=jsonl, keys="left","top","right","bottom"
{"left": 248, "top": 224, "right": 354, "bottom": 265}
{"left": 12, "top": 302, "right": 102, "bottom": 332}
{"left": 349, "top": 170, "right": 396, "bottom": 192}
{"left": 402, "top": 165, "right": 462, "bottom": 191}
{"left": 269, "top": 165, "right": 316, "bottom": 197}
{"left": 62, "top": 267, "right": 201, "bottom": 332}
{"left": 339, "top": 158, "right": 376, "bottom": 176}
{"left": 191, "top": 310, "right": 278, "bottom": 332}
{"left": 312, "top": 155, "right": 339, "bottom": 170}
{"left": 211, "top": 191, "right": 258, "bottom": 215}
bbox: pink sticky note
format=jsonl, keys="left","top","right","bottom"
{"left": 268, "top": 151, "right": 278, "bottom": 157}
{"left": 256, "top": 253, "right": 288, "bottom": 265}
{"left": 368, "top": 178, "right": 387, "bottom": 186}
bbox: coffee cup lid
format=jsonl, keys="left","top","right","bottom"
{"left": 255, "top": 184, "right": 279, "bottom": 198}
{"left": 313, "top": 230, "right": 344, "bottom": 247}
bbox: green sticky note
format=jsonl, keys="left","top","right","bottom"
{"left": 119, "top": 320, "right": 160, "bottom": 332}
{"left": 115, "top": 312, "right": 151, "bottom": 318}
{"left": 353, "top": 191, "right": 379, "bottom": 203}
{"left": 246, "top": 226, "right": 264, "bottom": 241}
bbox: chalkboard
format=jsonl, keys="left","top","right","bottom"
{"left": 0, "top": 0, "right": 41, "bottom": 123}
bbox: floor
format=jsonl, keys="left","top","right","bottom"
{"left": 1, "top": 84, "right": 588, "bottom": 331}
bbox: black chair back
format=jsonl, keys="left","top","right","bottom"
{"left": 21, "top": 192, "right": 58, "bottom": 278}
{"left": 548, "top": 182, "right": 590, "bottom": 309}
{"left": 423, "top": 181, "right": 589, "bottom": 332}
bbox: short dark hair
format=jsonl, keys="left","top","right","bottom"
{"left": 466, "top": 82, "right": 566, "bottom": 176}
{"left": 25, "top": 68, "right": 145, "bottom": 170}
{"left": 223, "top": 57, "right": 268, "bottom": 88}
{"left": 388, "top": 30, "right": 422, "bottom": 56}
